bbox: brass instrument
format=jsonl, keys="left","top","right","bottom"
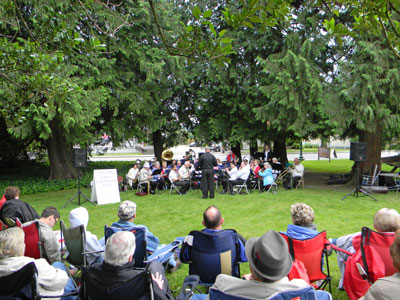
{"left": 161, "top": 149, "right": 173, "bottom": 161}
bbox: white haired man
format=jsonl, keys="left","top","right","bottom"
{"left": 86, "top": 231, "right": 173, "bottom": 298}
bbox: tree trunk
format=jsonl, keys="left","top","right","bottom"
{"left": 231, "top": 142, "right": 242, "bottom": 162}
{"left": 273, "top": 134, "right": 288, "bottom": 166}
{"left": 152, "top": 130, "right": 163, "bottom": 163}
{"left": 249, "top": 139, "right": 258, "bottom": 159}
{"left": 47, "top": 122, "right": 77, "bottom": 180}
{"left": 359, "top": 122, "right": 382, "bottom": 175}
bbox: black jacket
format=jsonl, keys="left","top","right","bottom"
{"left": 0, "top": 198, "right": 39, "bottom": 224}
{"left": 198, "top": 152, "right": 217, "bottom": 170}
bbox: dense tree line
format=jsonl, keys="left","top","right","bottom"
{"left": 1, "top": 0, "right": 400, "bottom": 179}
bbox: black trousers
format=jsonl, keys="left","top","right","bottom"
{"left": 228, "top": 179, "right": 245, "bottom": 193}
{"left": 201, "top": 169, "right": 215, "bottom": 198}
{"left": 173, "top": 180, "right": 190, "bottom": 194}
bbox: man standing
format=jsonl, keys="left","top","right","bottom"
{"left": 198, "top": 147, "right": 217, "bottom": 199}
{"left": 264, "top": 145, "right": 273, "bottom": 162}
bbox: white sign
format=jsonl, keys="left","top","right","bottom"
{"left": 91, "top": 169, "right": 121, "bottom": 205}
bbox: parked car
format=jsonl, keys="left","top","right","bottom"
{"left": 189, "top": 141, "right": 203, "bottom": 147}
{"left": 209, "top": 142, "right": 221, "bottom": 152}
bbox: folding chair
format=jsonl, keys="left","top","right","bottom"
{"left": 104, "top": 225, "right": 183, "bottom": 268}
{"left": 21, "top": 220, "right": 43, "bottom": 259}
{"left": 280, "top": 231, "right": 332, "bottom": 293}
{"left": 0, "top": 262, "right": 79, "bottom": 300}
{"left": 208, "top": 285, "right": 332, "bottom": 300}
{"left": 233, "top": 179, "right": 249, "bottom": 195}
{"left": 60, "top": 220, "right": 103, "bottom": 268}
{"left": 248, "top": 170, "right": 259, "bottom": 191}
{"left": 295, "top": 175, "right": 305, "bottom": 189}
{"left": 170, "top": 180, "right": 182, "bottom": 195}
{"left": 180, "top": 229, "right": 246, "bottom": 286}
{"left": 343, "top": 227, "right": 397, "bottom": 300}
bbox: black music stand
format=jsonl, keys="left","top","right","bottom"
{"left": 63, "top": 169, "right": 95, "bottom": 208}
{"left": 342, "top": 163, "right": 377, "bottom": 201}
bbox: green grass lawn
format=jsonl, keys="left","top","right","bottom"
{"left": 21, "top": 181, "right": 400, "bottom": 300}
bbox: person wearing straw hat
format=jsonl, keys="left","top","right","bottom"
{"left": 208, "top": 231, "right": 310, "bottom": 299}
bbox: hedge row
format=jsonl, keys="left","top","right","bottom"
{"left": 0, "top": 161, "right": 133, "bottom": 195}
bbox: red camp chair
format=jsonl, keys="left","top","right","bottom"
{"left": 280, "top": 231, "right": 332, "bottom": 292}
{"left": 343, "top": 227, "right": 396, "bottom": 300}
{"left": 21, "top": 221, "right": 43, "bottom": 259}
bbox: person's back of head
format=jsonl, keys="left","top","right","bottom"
{"left": 390, "top": 231, "right": 400, "bottom": 271}
{"left": 291, "top": 203, "right": 314, "bottom": 227}
{"left": 118, "top": 201, "right": 137, "bottom": 222}
{"left": 374, "top": 208, "right": 400, "bottom": 232}
{"left": 3, "top": 186, "right": 20, "bottom": 200}
{"left": 203, "top": 206, "right": 223, "bottom": 230}
{"left": 0, "top": 227, "right": 25, "bottom": 259}
{"left": 104, "top": 231, "right": 136, "bottom": 266}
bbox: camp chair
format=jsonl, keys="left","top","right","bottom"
{"left": 280, "top": 231, "right": 332, "bottom": 293}
{"left": 104, "top": 225, "right": 183, "bottom": 268}
{"left": 21, "top": 220, "right": 43, "bottom": 259}
{"left": 343, "top": 227, "right": 396, "bottom": 300}
{"left": 60, "top": 220, "right": 103, "bottom": 268}
{"left": 0, "top": 262, "right": 78, "bottom": 300}
{"left": 80, "top": 263, "right": 199, "bottom": 300}
{"left": 207, "top": 285, "right": 332, "bottom": 300}
{"left": 180, "top": 229, "right": 247, "bottom": 286}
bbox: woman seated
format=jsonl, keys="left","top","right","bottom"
{"left": 281, "top": 203, "right": 319, "bottom": 239}
{"left": 361, "top": 231, "right": 400, "bottom": 299}
{"left": 258, "top": 162, "right": 274, "bottom": 192}
{"left": 331, "top": 208, "right": 400, "bottom": 290}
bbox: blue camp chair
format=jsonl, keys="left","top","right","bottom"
{"left": 104, "top": 225, "right": 183, "bottom": 268}
{"left": 180, "top": 229, "right": 247, "bottom": 285}
{"left": 206, "top": 286, "right": 332, "bottom": 300}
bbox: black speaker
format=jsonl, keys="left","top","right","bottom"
{"left": 350, "top": 142, "right": 367, "bottom": 162}
{"left": 73, "top": 148, "right": 88, "bottom": 168}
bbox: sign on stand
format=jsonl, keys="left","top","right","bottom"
{"left": 91, "top": 169, "right": 120, "bottom": 205}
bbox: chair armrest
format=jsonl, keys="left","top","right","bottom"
{"left": 146, "top": 238, "right": 184, "bottom": 263}
{"left": 176, "top": 275, "right": 200, "bottom": 300}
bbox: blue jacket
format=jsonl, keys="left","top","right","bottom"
{"left": 282, "top": 224, "right": 319, "bottom": 240}
{"left": 258, "top": 168, "right": 274, "bottom": 186}
{"left": 112, "top": 220, "right": 160, "bottom": 253}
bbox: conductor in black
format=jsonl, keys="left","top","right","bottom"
{"left": 198, "top": 147, "right": 218, "bottom": 199}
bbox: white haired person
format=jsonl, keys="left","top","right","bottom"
{"left": 280, "top": 203, "right": 319, "bottom": 239}
{"left": 85, "top": 231, "right": 174, "bottom": 299}
{"left": 361, "top": 231, "right": 400, "bottom": 299}
{"left": 331, "top": 208, "right": 400, "bottom": 290}
{"left": 68, "top": 207, "right": 104, "bottom": 265}
{"left": 0, "top": 227, "right": 76, "bottom": 299}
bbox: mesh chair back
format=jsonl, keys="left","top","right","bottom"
{"left": 80, "top": 267, "right": 152, "bottom": 300}
{"left": 61, "top": 220, "right": 87, "bottom": 267}
{"left": 104, "top": 225, "right": 148, "bottom": 267}
{"left": 0, "top": 262, "right": 38, "bottom": 299}
{"left": 181, "top": 230, "right": 240, "bottom": 284}
{"left": 280, "top": 231, "right": 330, "bottom": 289}
{"left": 360, "top": 227, "right": 397, "bottom": 280}
{"left": 22, "top": 221, "right": 42, "bottom": 259}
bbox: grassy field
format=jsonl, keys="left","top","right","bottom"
{"left": 21, "top": 178, "right": 400, "bottom": 300}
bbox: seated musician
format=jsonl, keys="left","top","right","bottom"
{"left": 258, "top": 163, "right": 275, "bottom": 192}
{"left": 226, "top": 150, "right": 236, "bottom": 163}
{"left": 220, "top": 162, "right": 238, "bottom": 194}
{"left": 169, "top": 165, "right": 190, "bottom": 195}
{"left": 138, "top": 162, "right": 157, "bottom": 194}
{"left": 283, "top": 158, "right": 304, "bottom": 189}
{"left": 216, "top": 158, "right": 224, "bottom": 169}
{"left": 126, "top": 163, "right": 139, "bottom": 188}
{"left": 271, "top": 157, "right": 283, "bottom": 179}
{"left": 227, "top": 161, "right": 250, "bottom": 194}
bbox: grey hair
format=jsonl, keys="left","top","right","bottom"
{"left": 264, "top": 163, "right": 272, "bottom": 169}
{"left": 0, "top": 227, "right": 25, "bottom": 258}
{"left": 104, "top": 231, "right": 136, "bottom": 266}
{"left": 291, "top": 203, "right": 314, "bottom": 226}
{"left": 374, "top": 208, "right": 400, "bottom": 232}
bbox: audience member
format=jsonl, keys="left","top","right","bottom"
{"left": 208, "top": 230, "right": 309, "bottom": 299}
{"left": 138, "top": 162, "right": 157, "bottom": 194}
{"left": 107, "top": 201, "right": 179, "bottom": 271}
{"left": 361, "top": 231, "right": 400, "bottom": 299}
{"left": 0, "top": 186, "right": 39, "bottom": 224}
{"left": 284, "top": 158, "right": 304, "bottom": 189}
{"left": 281, "top": 203, "right": 319, "bottom": 239}
{"left": 332, "top": 208, "right": 400, "bottom": 289}
{"left": 181, "top": 206, "right": 247, "bottom": 262}
{"left": 0, "top": 227, "right": 75, "bottom": 299}
{"left": 126, "top": 164, "right": 139, "bottom": 188}
{"left": 85, "top": 231, "right": 174, "bottom": 299}
{"left": 23, "top": 207, "right": 61, "bottom": 264}
{"left": 258, "top": 162, "right": 274, "bottom": 192}
{"left": 169, "top": 165, "right": 190, "bottom": 195}
{"left": 69, "top": 207, "right": 104, "bottom": 266}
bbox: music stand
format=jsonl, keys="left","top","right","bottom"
{"left": 342, "top": 162, "right": 377, "bottom": 201}
{"left": 63, "top": 168, "right": 95, "bottom": 208}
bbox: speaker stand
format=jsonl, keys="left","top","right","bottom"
{"left": 63, "top": 169, "right": 96, "bottom": 208}
{"left": 342, "top": 164, "right": 377, "bottom": 201}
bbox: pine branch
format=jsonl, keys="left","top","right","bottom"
{"left": 378, "top": 16, "right": 400, "bottom": 58}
